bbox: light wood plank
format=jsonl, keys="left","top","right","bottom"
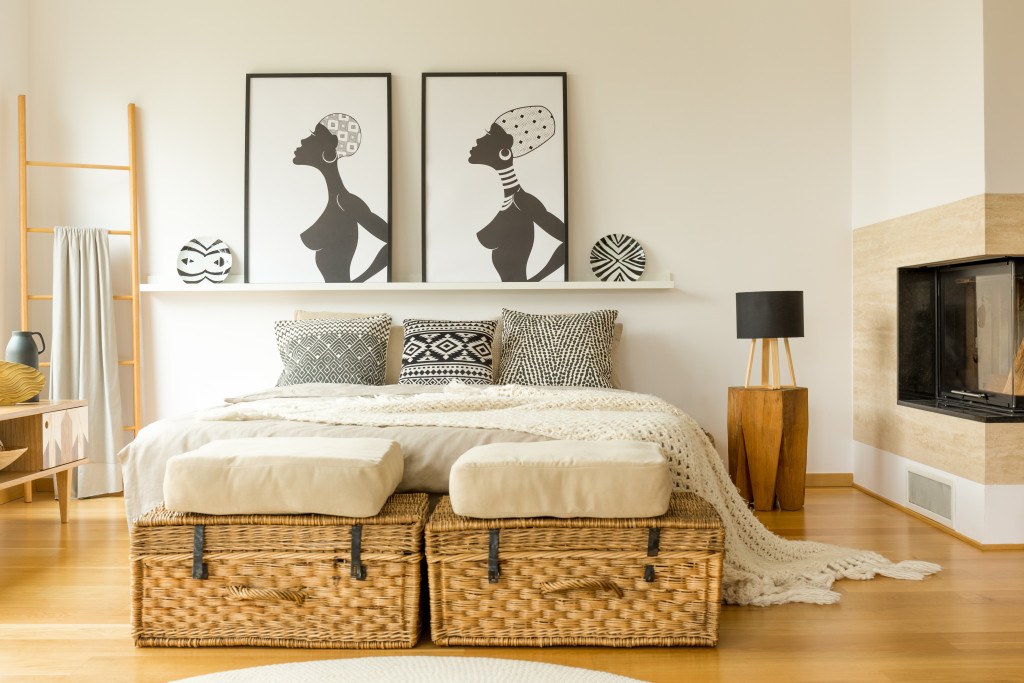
{"left": 25, "top": 160, "right": 130, "bottom": 171}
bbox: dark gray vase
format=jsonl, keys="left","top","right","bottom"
{"left": 5, "top": 331, "right": 45, "bottom": 402}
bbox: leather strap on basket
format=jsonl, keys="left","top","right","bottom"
{"left": 351, "top": 525, "right": 367, "bottom": 581}
{"left": 645, "top": 527, "right": 660, "bottom": 583}
{"left": 192, "top": 525, "right": 208, "bottom": 580}
{"left": 488, "top": 529, "right": 500, "bottom": 584}
{"left": 227, "top": 585, "right": 306, "bottom": 605}
{"left": 541, "top": 578, "right": 625, "bottom": 598}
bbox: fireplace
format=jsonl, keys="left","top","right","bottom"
{"left": 898, "top": 257, "right": 1024, "bottom": 421}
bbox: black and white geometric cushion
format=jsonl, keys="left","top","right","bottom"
{"left": 275, "top": 314, "right": 390, "bottom": 386}
{"left": 398, "top": 318, "right": 497, "bottom": 385}
{"left": 497, "top": 308, "right": 618, "bottom": 388}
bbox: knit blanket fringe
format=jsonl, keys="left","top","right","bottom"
{"left": 204, "top": 384, "right": 941, "bottom": 606}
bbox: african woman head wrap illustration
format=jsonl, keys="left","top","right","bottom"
{"left": 292, "top": 113, "right": 388, "bottom": 282}
{"left": 469, "top": 106, "right": 566, "bottom": 282}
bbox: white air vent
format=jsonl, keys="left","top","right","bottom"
{"left": 906, "top": 470, "right": 954, "bottom": 525}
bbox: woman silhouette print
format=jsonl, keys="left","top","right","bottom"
{"left": 293, "top": 113, "right": 388, "bottom": 282}
{"left": 469, "top": 106, "right": 566, "bottom": 282}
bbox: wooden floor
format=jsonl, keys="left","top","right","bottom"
{"left": 0, "top": 488, "right": 1021, "bottom": 683}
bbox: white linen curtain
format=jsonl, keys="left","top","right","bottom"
{"left": 51, "top": 226, "right": 124, "bottom": 498}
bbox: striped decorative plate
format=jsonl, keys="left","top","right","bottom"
{"left": 177, "top": 236, "right": 232, "bottom": 284}
{"left": 589, "top": 234, "right": 646, "bottom": 282}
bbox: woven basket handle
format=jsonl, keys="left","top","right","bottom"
{"left": 540, "top": 578, "right": 624, "bottom": 598}
{"left": 227, "top": 585, "right": 306, "bottom": 605}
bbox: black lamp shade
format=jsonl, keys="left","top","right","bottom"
{"left": 736, "top": 291, "right": 804, "bottom": 339}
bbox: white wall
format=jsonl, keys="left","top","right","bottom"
{"left": 7, "top": 0, "right": 854, "bottom": 474}
{"left": 851, "top": 0, "right": 986, "bottom": 229}
{"left": 984, "top": 0, "right": 1024, "bottom": 192}
{"left": 0, "top": 0, "right": 30, "bottom": 338}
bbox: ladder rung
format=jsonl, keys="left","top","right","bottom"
{"left": 27, "top": 227, "right": 133, "bottom": 236}
{"left": 27, "top": 295, "right": 134, "bottom": 301}
{"left": 123, "top": 426, "right": 138, "bottom": 432}
{"left": 26, "top": 161, "right": 130, "bottom": 171}
{"left": 40, "top": 361, "right": 135, "bottom": 367}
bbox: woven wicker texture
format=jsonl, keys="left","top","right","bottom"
{"left": 131, "top": 493, "right": 427, "bottom": 648}
{"left": 426, "top": 492, "right": 723, "bottom": 647}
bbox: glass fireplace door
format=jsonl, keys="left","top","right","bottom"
{"left": 938, "top": 260, "right": 1022, "bottom": 410}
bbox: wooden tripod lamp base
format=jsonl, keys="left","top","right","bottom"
{"left": 744, "top": 338, "right": 797, "bottom": 389}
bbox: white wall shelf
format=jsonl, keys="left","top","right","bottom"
{"left": 140, "top": 279, "right": 675, "bottom": 292}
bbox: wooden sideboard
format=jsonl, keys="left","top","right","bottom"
{"left": 0, "top": 400, "right": 89, "bottom": 523}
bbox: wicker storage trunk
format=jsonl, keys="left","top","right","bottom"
{"left": 131, "top": 493, "right": 428, "bottom": 648}
{"left": 426, "top": 492, "right": 723, "bottom": 647}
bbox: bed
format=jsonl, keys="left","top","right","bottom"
{"left": 121, "top": 307, "right": 941, "bottom": 606}
{"left": 119, "top": 379, "right": 939, "bottom": 607}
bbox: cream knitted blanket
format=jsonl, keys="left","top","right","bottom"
{"left": 205, "top": 384, "right": 940, "bottom": 606}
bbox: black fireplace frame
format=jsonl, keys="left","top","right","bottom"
{"left": 897, "top": 257, "right": 1024, "bottom": 423}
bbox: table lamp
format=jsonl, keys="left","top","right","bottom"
{"left": 736, "top": 291, "right": 804, "bottom": 389}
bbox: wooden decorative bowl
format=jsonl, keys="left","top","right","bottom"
{"left": 0, "top": 361, "right": 46, "bottom": 405}
{"left": 0, "top": 448, "right": 28, "bottom": 470}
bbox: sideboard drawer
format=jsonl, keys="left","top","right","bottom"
{"left": 42, "top": 406, "right": 89, "bottom": 469}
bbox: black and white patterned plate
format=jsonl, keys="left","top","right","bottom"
{"left": 590, "top": 234, "right": 645, "bottom": 282}
{"left": 177, "top": 236, "right": 232, "bottom": 284}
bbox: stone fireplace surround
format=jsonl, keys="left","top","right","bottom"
{"left": 853, "top": 194, "right": 1024, "bottom": 546}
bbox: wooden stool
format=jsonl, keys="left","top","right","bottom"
{"left": 727, "top": 386, "right": 808, "bottom": 511}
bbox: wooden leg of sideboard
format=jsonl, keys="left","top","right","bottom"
{"left": 23, "top": 482, "right": 32, "bottom": 503}
{"left": 56, "top": 470, "right": 70, "bottom": 523}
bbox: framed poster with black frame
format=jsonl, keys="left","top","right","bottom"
{"left": 245, "top": 73, "right": 391, "bottom": 283}
{"left": 422, "top": 72, "right": 567, "bottom": 283}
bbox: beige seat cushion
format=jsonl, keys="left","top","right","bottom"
{"left": 163, "top": 437, "right": 403, "bottom": 517}
{"left": 449, "top": 440, "right": 671, "bottom": 519}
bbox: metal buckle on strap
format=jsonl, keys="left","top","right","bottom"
{"left": 192, "top": 525, "right": 208, "bottom": 580}
{"left": 488, "top": 529, "right": 500, "bottom": 584}
{"left": 350, "top": 525, "right": 366, "bottom": 581}
{"left": 644, "top": 527, "right": 660, "bottom": 582}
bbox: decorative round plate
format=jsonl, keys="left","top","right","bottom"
{"left": 177, "top": 236, "right": 232, "bottom": 284}
{"left": 590, "top": 234, "right": 646, "bottom": 282}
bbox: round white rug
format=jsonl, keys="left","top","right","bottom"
{"left": 172, "top": 656, "right": 648, "bottom": 683}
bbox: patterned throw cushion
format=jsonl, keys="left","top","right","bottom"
{"left": 496, "top": 308, "right": 618, "bottom": 388}
{"left": 398, "top": 318, "right": 497, "bottom": 385}
{"left": 275, "top": 314, "right": 390, "bottom": 386}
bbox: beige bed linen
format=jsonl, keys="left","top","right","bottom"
{"left": 118, "top": 384, "right": 546, "bottom": 525}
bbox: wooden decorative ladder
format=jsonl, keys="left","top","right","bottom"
{"left": 16, "top": 95, "right": 142, "bottom": 487}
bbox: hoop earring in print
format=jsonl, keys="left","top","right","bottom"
{"left": 498, "top": 148, "right": 512, "bottom": 161}
{"left": 322, "top": 151, "right": 339, "bottom": 164}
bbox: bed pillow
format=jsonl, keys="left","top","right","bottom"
{"left": 294, "top": 310, "right": 403, "bottom": 384}
{"left": 398, "top": 318, "right": 497, "bottom": 385}
{"left": 275, "top": 314, "right": 390, "bottom": 386}
{"left": 491, "top": 319, "right": 625, "bottom": 387}
{"left": 496, "top": 308, "right": 618, "bottom": 388}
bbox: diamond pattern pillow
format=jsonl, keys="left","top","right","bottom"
{"left": 398, "top": 318, "right": 497, "bottom": 385}
{"left": 497, "top": 308, "right": 618, "bottom": 388}
{"left": 275, "top": 315, "right": 390, "bottom": 386}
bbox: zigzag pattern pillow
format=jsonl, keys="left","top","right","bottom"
{"left": 275, "top": 315, "right": 390, "bottom": 386}
{"left": 399, "top": 318, "right": 496, "bottom": 385}
{"left": 497, "top": 308, "right": 618, "bottom": 388}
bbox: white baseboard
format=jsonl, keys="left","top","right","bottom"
{"left": 854, "top": 442, "right": 1024, "bottom": 545}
